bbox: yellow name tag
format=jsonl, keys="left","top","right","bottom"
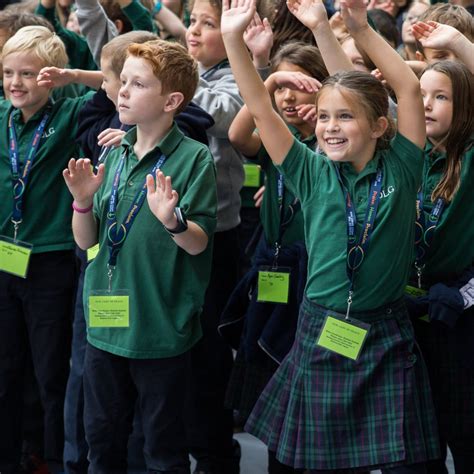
{"left": 243, "top": 164, "right": 260, "bottom": 188}
{"left": 405, "top": 285, "right": 429, "bottom": 322}
{"left": 0, "top": 236, "right": 33, "bottom": 278}
{"left": 89, "top": 291, "right": 130, "bottom": 328}
{"left": 317, "top": 314, "right": 370, "bottom": 361}
{"left": 87, "top": 243, "right": 100, "bottom": 262}
{"left": 257, "top": 269, "right": 290, "bottom": 304}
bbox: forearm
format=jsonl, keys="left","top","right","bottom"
{"left": 352, "top": 26, "right": 419, "bottom": 98}
{"left": 223, "top": 33, "right": 274, "bottom": 123}
{"left": 228, "top": 105, "right": 261, "bottom": 156}
{"left": 155, "top": 5, "right": 187, "bottom": 43}
{"left": 168, "top": 221, "right": 209, "bottom": 255}
{"left": 72, "top": 208, "right": 98, "bottom": 250}
{"left": 70, "top": 69, "right": 103, "bottom": 89}
{"left": 451, "top": 34, "right": 474, "bottom": 73}
{"left": 311, "top": 22, "right": 353, "bottom": 74}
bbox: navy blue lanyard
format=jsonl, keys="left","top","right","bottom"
{"left": 334, "top": 164, "right": 383, "bottom": 316}
{"left": 414, "top": 191, "right": 445, "bottom": 287}
{"left": 8, "top": 109, "right": 50, "bottom": 240}
{"left": 106, "top": 149, "right": 167, "bottom": 285}
{"left": 95, "top": 125, "right": 125, "bottom": 170}
{"left": 201, "top": 59, "right": 229, "bottom": 81}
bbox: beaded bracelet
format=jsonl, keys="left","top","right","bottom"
{"left": 72, "top": 201, "right": 93, "bottom": 213}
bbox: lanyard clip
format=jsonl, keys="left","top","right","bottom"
{"left": 272, "top": 243, "right": 281, "bottom": 269}
{"left": 345, "top": 290, "right": 353, "bottom": 320}
{"left": 11, "top": 219, "right": 22, "bottom": 242}
{"left": 107, "top": 264, "right": 115, "bottom": 292}
{"left": 415, "top": 263, "right": 425, "bottom": 289}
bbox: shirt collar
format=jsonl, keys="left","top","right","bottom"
{"left": 121, "top": 122, "right": 185, "bottom": 161}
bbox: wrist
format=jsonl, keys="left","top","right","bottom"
{"left": 72, "top": 200, "right": 93, "bottom": 213}
{"left": 253, "top": 55, "right": 271, "bottom": 69}
{"left": 152, "top": 1, "right": 162, "bottom": 16}
{"left": 161, "top": 213, "right": 178, "bottom": 229}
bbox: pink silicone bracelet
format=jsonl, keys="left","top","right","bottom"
{"left": 72, "top": 201, "right": 93, "bottom": 213}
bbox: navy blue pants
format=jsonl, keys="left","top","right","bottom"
{"left": 0, "top": 250, "right": 76, "bottom": 474}
{"left": 83, "top": 343, "right": 191, "bottom": 474}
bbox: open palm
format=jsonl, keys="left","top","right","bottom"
{"left": 221, "top": 0, "right": 257, "bottom": 35}
{"left": 286, "top": 0, "right": 328, "bottom": 30}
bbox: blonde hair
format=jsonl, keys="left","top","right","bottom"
{"left": 1, "top": 25, "right": 68, "bottom": 68}
{"left": 127, "top": 39, "right": 198, "bottom": 114}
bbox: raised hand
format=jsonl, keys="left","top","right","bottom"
{"left": 97, "top": 128, "right": 126, "bottom": 148}
{"left": 221, "top": 0, "right": 257, "bottom": 36}
{"left": 37, "top": 67, "right": 75, "bottom": 88}
{"left": 63, "top": 158, "right": 105, "bottom": 206}
{"left": 286, "top": 0, "right": 328, "bottom": 31}
{"left": 296, "top": 103, "right": 317, "bottom": 127}
{"left": 244, "top": 12, "right": 273, "bottom": 66}
{"left": 340, "top": 0, "right": 369, "bottom": 34}
{"left": 146, "top": 170, "right": 179, "bottom": 227}
{"left": 412, "top": 21, "right": 459, "bottom": 50}
{"left": 270, "top": 71, "right": 321, "bottom": 94}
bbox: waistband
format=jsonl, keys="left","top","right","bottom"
{"left": 301, "top": 296, "right": 407, "bottom": 324}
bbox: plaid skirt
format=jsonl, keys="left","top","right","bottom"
{"left": 245, "top": 297, "right": 441, "bottom": 471}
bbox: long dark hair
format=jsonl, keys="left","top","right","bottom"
{"left": 423, "top": 60, "right": 474, "bottom": 202}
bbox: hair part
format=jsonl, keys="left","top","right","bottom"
{"left": 126, "top": 39, "right": 198, "bottom": 114}
{"left": 316, "top": 71, "right": 395, "bottom": 150}
{"left": 271, "top": 41, "right": 329, "bottom": 82}
{"left": 101, "top": 30, "right": 158, "bottom": 76}
{"left": 1, "top": 25, "right": 68, "bottom": 68}
{"left": 423, "top": 60, "right": 474, "bottom": 202}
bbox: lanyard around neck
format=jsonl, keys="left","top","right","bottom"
{"left": 106, "top": 148, "right": 167, "bottom": 288}
{"left": 414, "top": 190, "right": 445, "bottom": 287}
{"left": 334, "top": 163, "right": 383, "bottom": 317}
{"left": 8, "top": 108, "right": 51, "bottom": 241}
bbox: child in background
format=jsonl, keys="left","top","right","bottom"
{"left": 0, "top": 26, "right": 93, "bottom": 474}
{"left": 221, "top": 36, "right": 327, "bottom": 474}
{"left": 415, "top": 3, "right": 473, "bottom": 64}
{"left": 221, "top": 0, "right": 440, "bottom": 471}
{"left": 184, "top": 0, "right": 245, "bottom": 470}
{"left": 398, "top": 1, "right": 429, "bottom": 60}
{"left": 64, "top": 39, "right": 217, "bottom": 473}
{"left": 406, "top": 24, "right": 474, "bottom": 472}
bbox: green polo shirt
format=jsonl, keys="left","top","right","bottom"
{"left": 418, "top": 140, "right": 474, "bottom": 284}
{"left": 278, "top": 132, "right": 423, "bottom": 312}
{"left": 0, "top": 94, "right": 93, "bottom": 253}
{"left": 83, "top": 123, "right": 217, "bottom": 359}
{"left": 256, "top": 127, "right": 315, "bottom": 246}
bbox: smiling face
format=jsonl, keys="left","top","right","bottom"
{"left": 2, "top": 51, "right": 50, "bottom": 121}
{"left": 316, "top": 87, "right": 384, "bottom": 172}
{"left": 186, "top": 0, "right": 226, "bottom": 69}
{"left": 274, "top": 62, "right": 316, "bottom": 138}
{"left": 420, "top": 69, "right": 453, "bottom": 151}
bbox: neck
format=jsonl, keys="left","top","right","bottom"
{"left": 134, "top": 118, "right": 173, "bottom": 160}
{"left": 404, "top": 43, "right": 417, "bottom": 61}
{"left": 350, "top": 141, "right": 378, "bottom": 174}
{"left": 20, "top": 97, "right": 49, "bottom": 123}
{"left": 428, "top": 136, "right": 446, "bottom": 153}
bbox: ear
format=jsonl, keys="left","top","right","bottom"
{"left": 371, "top": 116, "right": 389, "bottom": 139}
{"left": 164, "top": 91, "right": 184, "bottom": 113}
{"left": 415, "top": 50, "right": 425, "bottom": 62}
{"left": 114, "top": 19, "right": 124, "bottom": 34}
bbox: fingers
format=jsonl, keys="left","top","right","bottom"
{"left": 146, "top": 173, "right": 156, "bottom": 195}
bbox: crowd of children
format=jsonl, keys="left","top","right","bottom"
{"left": 0, "top": 0, "right": 471, "bottom": 473}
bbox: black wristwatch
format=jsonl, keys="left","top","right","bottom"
{"left": 164, "top": 207, "right": 188, "bottom": 236}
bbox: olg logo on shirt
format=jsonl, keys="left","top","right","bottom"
{"left": 380, "top": 185, "right": 395, "bottom": 199}
{"left": 42, "top": 127, "right": 55, "bottom": 138}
